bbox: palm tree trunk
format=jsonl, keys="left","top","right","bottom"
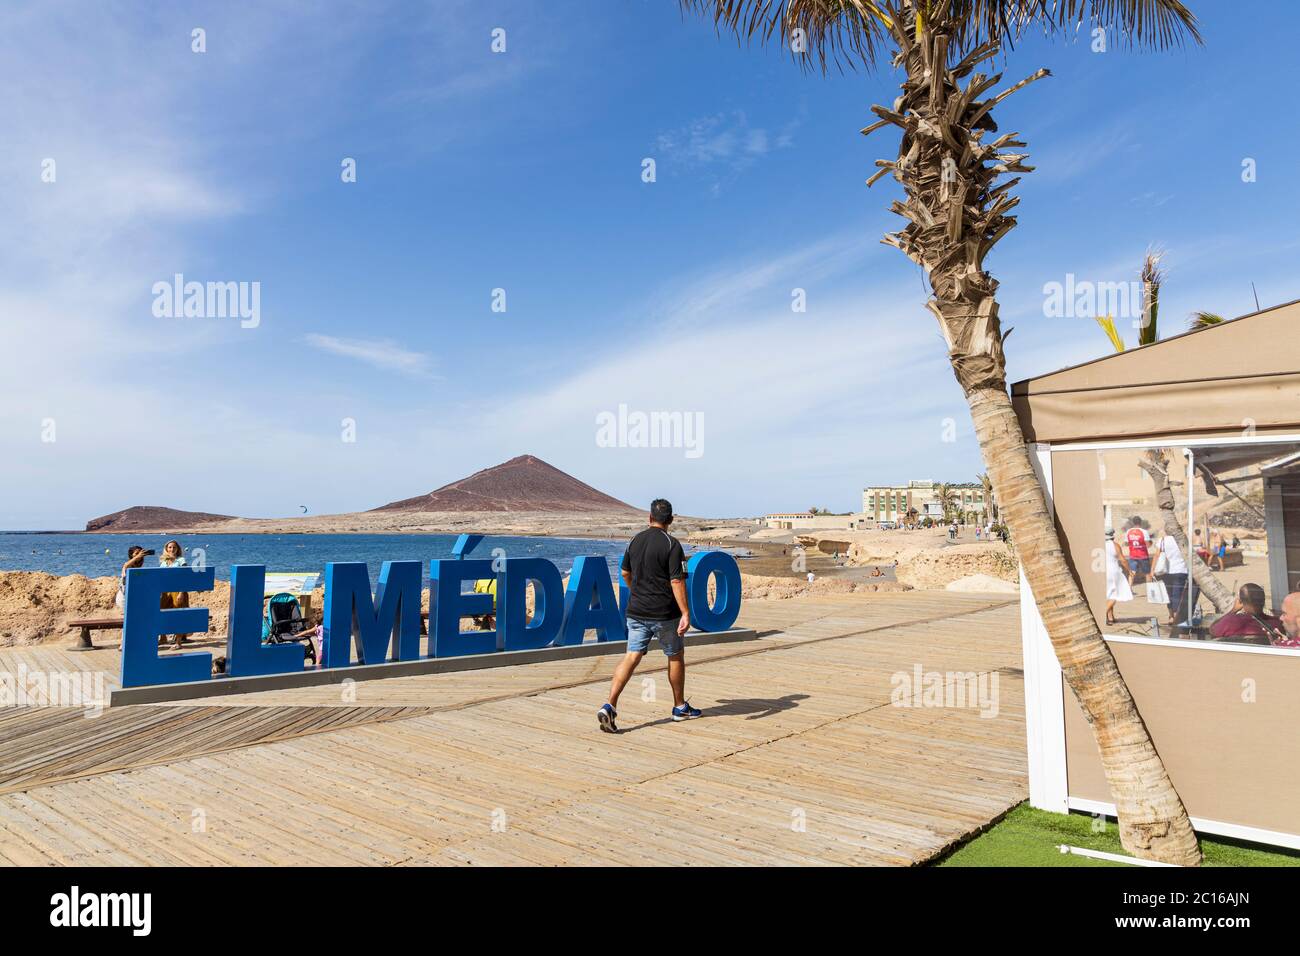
{"left": 1140, "top": 450, "right": 1235, "bottom": 613}
{"left": 868, "top": 5, "right": 1201, "bottom": 864}
{"left": 966, "top": 382, "right": 1201, "bottom": 863}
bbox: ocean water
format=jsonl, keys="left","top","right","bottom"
{"left": 0, "top": 532, "right": 645, "bottom": 586}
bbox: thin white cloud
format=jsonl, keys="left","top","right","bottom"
{"left": 304, "top": 333, "right": 435, "bottom": 377}
{"left": 644, "top": 229, "right": 881, "bottom": 332}
{"left": 655, "top": 111, "right": 799, "bottom": 191}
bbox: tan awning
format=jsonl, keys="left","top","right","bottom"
{"left": 1011, "top": 299, "right": 1300, "bottom": 444}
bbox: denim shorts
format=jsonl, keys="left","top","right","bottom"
{"left": 626, "top": 616, "right": 684, "bottom": 657}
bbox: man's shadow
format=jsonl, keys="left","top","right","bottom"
{"left": 711, "top": 694, "right": 809, "bottom": 720}
{"left": 619, "top": 693, "right": 808, "bottom": 732}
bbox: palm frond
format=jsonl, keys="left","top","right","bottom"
{"left": 677, "top": 1, "right": 1201, "bottom": 73}
{"left": 1095, "top": 314, "right": 1126, "bottom": 352}
{"left": 1188, "top": 310, "right": 1224, "bottom": 330}
{"left": 1051, "top": 0, "right": 1202, "bottom": 50}
{"left": 1137, "top": 247, "right": 1164, "bottom": 346}
{"left": 676, "top": 0, "right": 895, "bottom": 73}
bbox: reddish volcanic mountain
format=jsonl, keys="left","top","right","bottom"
{"left": 86, "top": 505, "right": 236, "bottom": 532}
{"left": 372, "top": 455, "right": 637, "bottom": 513}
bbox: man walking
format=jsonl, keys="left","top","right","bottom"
{"left": 597, "top": 498, "right": 700, "bottom": 733}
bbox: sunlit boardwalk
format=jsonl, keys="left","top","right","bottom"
{"left": 0, "top": 592, "right": 1026, "bottom": 865}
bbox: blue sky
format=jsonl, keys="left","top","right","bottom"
{"left": 2, "top": 0, "right": 1297, "bottom": 528}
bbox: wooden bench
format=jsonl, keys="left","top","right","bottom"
{"left": 66, "top": 617, "right": 123, "bottom": 652}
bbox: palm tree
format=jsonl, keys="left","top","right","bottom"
{"left": 1139, "top": 448, "right": 1235, "bottom": 613}
{"left": 935, "top": 482, "right": 958, "bottom": 522}
{"left": 1095, "top": 249, "right": 1163, "bottom": 352}
{"left": 679, "top": 0, "right": 1203, "bottom": 864}
{"left": 977, "top": 471, "right": 997, "bottom": 521}
{"left": 1188, "top": 310, "right": 1224, "bottom": 330}
{"left": 1137, "top": 249, "right": 1164, "bottom": 346}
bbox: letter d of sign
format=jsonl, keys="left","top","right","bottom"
{"left": 498, "top": 557, "right": 564, "bottom": 651}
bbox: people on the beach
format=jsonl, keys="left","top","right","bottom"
{"left": 1209, "top": 583, "right": 1284, "bottom": 645}
{"left": 115, "top": 545, "right": 149, "bottom": 608}
{"left": 1210, "top": 533, "right": 1229, "bottom": 572}
{"left": 157, "top": 539, "right": 191, "bottom": 646}
{"left": 1104, "top": 530, "right": 1133, "bottom": 627}
{"left": 1279, "top": 592, "right": 1300, "bottom": 647}
{"left": 1124, "top": 519, "right": 1151, "bottom": 584}
{"left": 598, "top": 498, "right": 698, "bottom": 734}
{"left": 1151, "top": 531, "right": 1190, "bottom": 626}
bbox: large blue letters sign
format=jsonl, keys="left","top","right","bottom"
{"left": 322, "top": 561, "right": 423, "bottom": 667}
{"left": 227, "top": 565, "right": 303, "bottom": 677}
{"left": 686, "top": 550, "right": 742, "bottom": 632}
{"left": 120, "top": 566, "right": 214, "bottom": 688}
{"left": 560, "top": 556, "right": 625, "bottom": 645}
{"left": 497, "top": 557, "right": 564, "bottom": 651}
{"left": 119, "top": 550, "right": 744, "bottom": 689}
{"left": 430, "top": 558, "right": 498, "bottom": 658}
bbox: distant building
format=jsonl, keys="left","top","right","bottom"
{"left": 763, "top": 512, "right": 870, "bottom": 531}
{"left": 861, "top": 480, "right": 989, "bottom": 524}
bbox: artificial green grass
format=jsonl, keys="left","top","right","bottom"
{"left": 937, "top": 803, "right": 1300, "bottom": 867}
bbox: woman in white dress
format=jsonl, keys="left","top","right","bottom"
{"left": 1105, "top": 529, "right": 1133, "bottom": 626}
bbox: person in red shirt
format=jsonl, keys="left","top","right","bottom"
{"left": 1209, "top": 584, "right": 1284, "bottom": 646}
{"left": 1124, "top": 521, "right": 1151, "bottom": 583}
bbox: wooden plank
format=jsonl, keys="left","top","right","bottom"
{"left": 0, "top": 592, "right": 1027, "bottom": 866}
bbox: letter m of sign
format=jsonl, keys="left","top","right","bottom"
{"left": 322, "top": 561, "right": 423, "bottom": 667}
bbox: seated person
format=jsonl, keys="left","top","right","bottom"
{"left": 471, "top": 577, "right": 497, "bottom": 630}
{"left": 1274, "top": 592, "right": 1300, "bottom": 648}
{"left": 1209, "top": 583, "right": 1285, "bottom": 645}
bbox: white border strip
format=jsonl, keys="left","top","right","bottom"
{"left": 1021, "top": 443, "right": 1069, "bottom": 813}
{"left": 1101, "top": 632, "right": 1300, "bottom": 658}
{"left": 1069, "top": 797, "right": 1300, "bottom": 851}
{"left": 1052, "top": 432, "right": 1300, "bottom": 452}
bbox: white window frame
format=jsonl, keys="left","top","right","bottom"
{"left": 1022, "top": 431, "right": 1300, "bottom": 848}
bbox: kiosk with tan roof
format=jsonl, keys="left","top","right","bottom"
{"left": 1013, "top": 299, "right": 1300, "bottom": 848}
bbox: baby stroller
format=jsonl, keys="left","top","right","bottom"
{"left": 263, "top": 592, "right": 317, "bottom": 667}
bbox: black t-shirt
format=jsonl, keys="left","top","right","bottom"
{"left": 621, "top": 527, "right": 686, "bottom": 620}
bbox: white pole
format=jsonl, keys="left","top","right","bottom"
{"left": 1186, "top": 449, "right": 1196, "bottom": 626}
{"left": 1058, "top": 844, "right": 1179, "bottom": 867}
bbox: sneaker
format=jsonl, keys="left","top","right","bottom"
{"left": 671, "top": 700, "right": 702, "bottom": 722}
{"left": 597, "top": 703, "right": 618, "bottom": 734}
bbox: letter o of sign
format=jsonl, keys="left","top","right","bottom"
{"left": 686, "top": 551, "right": 742, "bottom": 632}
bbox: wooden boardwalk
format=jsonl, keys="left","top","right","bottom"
{"left": 0, "top": 591, "right": 1027, "bottom": 865}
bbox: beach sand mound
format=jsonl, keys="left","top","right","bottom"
{"left": 945, "top": 573, "right": 1019, "bottom": 594}
{"left": 740, "top": 573, "right": 910, "bottom": 601}
{"left": 0, "top": 571, "right": 233, "bottom": 646}
{"left": 893, "top": 544, "right": 1017, "bottom": 591}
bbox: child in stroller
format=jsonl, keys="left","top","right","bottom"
{"left": 263, "top": 592, "right": 319, "bottom": 667}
